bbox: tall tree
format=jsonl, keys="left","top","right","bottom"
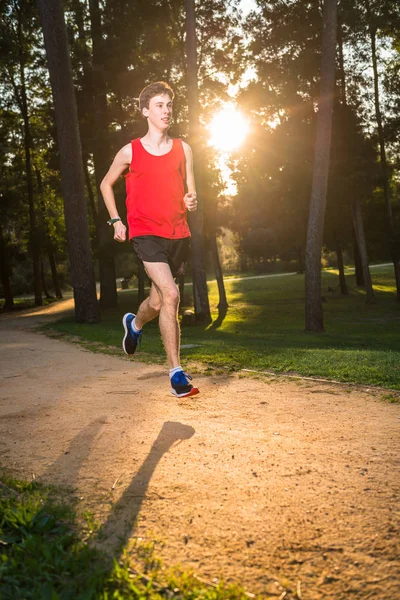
{"left": 88, "top": 0, "right": 118, "bottom": 310}
{"left": 329, "top": 14, "right": 374, "bottom": 301}
{"left": 365, "top": 0, "right": 400, "bottom": 300}
{"left": 37, "top": 0, "right": 99, "bottom": 323}
{"left": 305, "top": 0, "right": 338, "bottom": 332}
{"left": 185, "top": 0, "right": 211, "bottom": 323}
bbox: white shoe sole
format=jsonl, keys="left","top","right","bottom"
{"left": 122, "top": 313, "right": 134, "bottom": 355}
{"left": 170, "top": 387, "right": 200, "bottom": 398}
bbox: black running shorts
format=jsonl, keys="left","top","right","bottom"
{"left": 131, "top": 235, "right": 190, "bottom": 278}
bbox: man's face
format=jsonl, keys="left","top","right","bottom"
{"left": 143, "top": 94, "right": 172, "bottom": 130}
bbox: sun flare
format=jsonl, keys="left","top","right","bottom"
{"left": 208, "top": 104, "right": 249, "bottom": 152}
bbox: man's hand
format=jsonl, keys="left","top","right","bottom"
{"left": 113, "top": 220, "right": 127, "bottom": 242}
{"left": 184, "top": 192, "right": 198, "bottom": 212}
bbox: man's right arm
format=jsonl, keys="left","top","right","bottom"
{"left": 100, "top": 143, "right": 132, "bottom": 242}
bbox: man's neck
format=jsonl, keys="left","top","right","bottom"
{"left": 142, "top": 126, "right": 170, "bottom": 149}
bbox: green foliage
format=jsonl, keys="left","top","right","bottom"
{"left": 2, "top": 0, "right": 400, "bottom": 313}
{"left": 0, "top": 0, "right": 68, "bottom": 301}
{"left": 1, "top": 0, "right": 246, "bottom": 303}
{"left": 229, "top": 0, "right": 399, "bottom": 269}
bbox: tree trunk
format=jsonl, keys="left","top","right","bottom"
{"left": 204, "top": 182, "right": 228, "bottom": 312}
{"left": 35, "top": 168, "right": 63, "bottom": 300}
{"left": 138, "top": 260, "right": 146, "bottom": 306}
{"left": 367, "top": 5, "right": 392, "bottom": 228}
{"left": 334, "top": 237, "right": 348, "bottom": 295}
{"left": 209, "top": 235, "right": 228, "bottom": 311}
{"left": 353, "top": 235, "right": 364, "bottom": 286}
{"left": 178, "top": 274, "right": 185, "bottom": 307}
{"left": 185, "top": 0, "right": 211, "bottom": 323}
{"left": 0, "top": 224, "right": 14, "bottom": 311}
{"left": 337, "top": 15, "right": 347, "bottom": 105}
{"left": 38, "top": 0, "right": 99, "bottom": 323}
{"left": 239, "top": 248, "right": 247, "bottom": 273}
{"left": 351, "top": 198, "right": 375, "bottom": 304}
{"left": 48, "top": 250, "right": 63, "bottom": 298}
{"left": 88, "top": 0, "right": 118, "bottom": 310}
{"left": 338, "top": 15, "right": 367, "bottom": 290}
{"left": 17, "top": 13, "right": 42, "bottom": 306}
{"left": 83, "top": 157, "right": 98, "bottom": 224}
{"left": 40, "top": 259, "right": 52, "bottom": 299}
{"left": 366, "top": 0, "right": 400, "bottom": 300}
{"left": 305, "top": 0, "right": 338, "bottom": 332}
{"left": 71, "top": 1, "right": 98, "bottom": 229}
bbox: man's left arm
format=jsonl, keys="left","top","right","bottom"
{"left": 182, "top": 141, "right": 198, "bottom": 212}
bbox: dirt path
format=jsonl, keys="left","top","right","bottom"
{"left": 0, "top": 302, "right": 399, "bottom": 599}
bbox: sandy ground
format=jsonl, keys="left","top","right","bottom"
{"left": 0, "top": 300, "right": 399, "bottom": 599}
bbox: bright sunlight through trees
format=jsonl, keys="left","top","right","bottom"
{"left": 208, "top": 103, "right": 249, "bottom": 152}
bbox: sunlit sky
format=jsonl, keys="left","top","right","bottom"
{"left": 241, "top": 0, "right": 257, "bottom": 16}
{"left": 207, "top": 102, "right": 250, "bottom": 196}
{"left": 205, "top": 0, "right": 257, "bottom": 193}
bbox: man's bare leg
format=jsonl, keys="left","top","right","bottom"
{"left": 134, "top": 283, "right": 162, "bottom": 328}
{"left": 138, "top": 262, "right": 180, "bottom": 369}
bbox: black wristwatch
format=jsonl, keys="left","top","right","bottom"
{"left": 107, "top": 217, "right": 121, "bottom": 226}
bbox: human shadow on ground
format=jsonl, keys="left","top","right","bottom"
{"left": 24, "top": 419, "right": 192, "bottom": 597}
{"left": 96, "top": 420, "right": 195, "bottom": 550}
{"left": 42, "top": 419, "right": 195, "bottom": 553}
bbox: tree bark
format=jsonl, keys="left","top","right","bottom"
{"left": 305, "top": 0, "right": 338, "bottom": 332}
{"left": 337, "top": 14, "right": 347, "bottom": 105}
{"left": 138, "top": 260, "right": 146, "bottom": 306}
{"left": 37, "top": 0, "right": 99, "bottom": 323}
{"left": 178, "top": 274, "right": 185, "bottom": 307}
{"left": 35, "top": 168, "right": 63, "bottom": 299}
{"left": 185, "top": 0, "right": 211, "bottom": 323}
{"left": 0, "top": 224, "right": 14, "bottom": 311}
{"left": 353, "top": 235, "right": 364, "bottom": 286}
{"left": 367, "top": 5, "right": 392, "bottom": 227}
{"left": 17, "top": 11, "right": 42, "bottom": 306}
{"left": 335, "top": 237, "right": 348, "bottom": 295}
{"left": 40, "top": 258, "right": 52, "bottom": 299}
{"left": 88, "top": 0, "right": 118, "bottom": 310}
{"left": 48, "top": 250, "right": 63, "bottom": 298}
{"left": 209, "top": 235, "right": 228, "bottom": 311}
{"left": 351, "top": 198, "right": 375, "bottom": 303}
{"left": 83, "top": 157, "right": 98, "bottom": 224}
{"left": 338, "top": 15, "right": 367, "bottom": 290}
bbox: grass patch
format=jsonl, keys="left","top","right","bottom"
{"left": 41, "top": 266, "right": 400, "bottom": 390}
{"left": 0, "top": 475, "right": 253, "bottom": 599}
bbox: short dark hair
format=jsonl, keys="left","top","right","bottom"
{"left": 139, "top": 82, "right": 174, "bottom": 111}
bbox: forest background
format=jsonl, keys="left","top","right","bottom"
{"left": 0, "top": 0, "right": 399, "bottom": 319}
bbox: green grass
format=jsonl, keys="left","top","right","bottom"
{"left": 0, "top": 475, "right": 252, "bottom": 599}
{"left": 41, "top": 266, "right": 400, "bottom": 390}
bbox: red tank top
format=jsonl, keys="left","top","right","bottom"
{"left": 125, "top": 138, "right": 191, "bottom": 239}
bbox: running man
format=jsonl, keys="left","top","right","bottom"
{"left": 100, "top": 81, "right": 199, "bottom": 398}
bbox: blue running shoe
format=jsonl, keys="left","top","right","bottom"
{"left": 170, "top": 371, "right": 199, "bottom": 398}
{"left": 122, "top": 313, "right": 142, "bottom": 355}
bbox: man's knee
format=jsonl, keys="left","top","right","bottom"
{"left": 161, "top": 285, "right": 179, "bottom": 306}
